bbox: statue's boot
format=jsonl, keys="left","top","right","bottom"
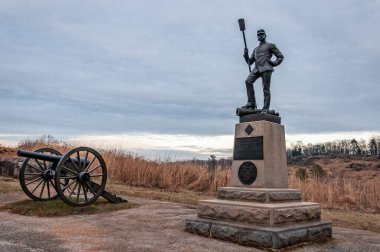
{"left": 242, "top": 103, "right": 257, "bottom": 109}
{"left": 262, "top": 97, "right": 270, "bottom": 111}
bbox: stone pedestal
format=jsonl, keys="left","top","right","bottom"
{"left": 231, "top": 121, "right": 288, "bottom": 188}
{"left": 185, "top": 118, "right": 332, "bottom": 249}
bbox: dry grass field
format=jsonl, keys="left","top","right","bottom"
{"left": 3, "top": 139, "right": 380, "bottom": 214}
{"left": 102, "top": 150, "right": 380, "bottom": 213}
{"left": 288, "top": 156, "right": 380, "bottom": 212}
{"left": 2, "top": 137, "right": 380, "bottom": 233}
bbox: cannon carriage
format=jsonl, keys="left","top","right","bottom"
{"left": 17, "top": 147, "right": 126, "bottom": 207}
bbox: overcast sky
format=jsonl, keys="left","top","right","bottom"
{"left": 0, "top": 1, "right": 379, "bottom": 158}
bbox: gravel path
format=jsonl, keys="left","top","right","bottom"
{"left": 0, "top": 194, "right": 379, "bottom": 251}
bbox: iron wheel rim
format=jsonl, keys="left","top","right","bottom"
{"left": 19, "top": 148, "right": 61, "bottom": 201}
{"left": 54, "top": 147, "right": 107, "bottom": 207}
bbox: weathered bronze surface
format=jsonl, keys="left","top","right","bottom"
{"left": 234, "top": 136, "right": 264, "bottom": 160}
{"left": 239, "top": 113, "right": 281, "bottom": 124}
{"left": 236, "top": 108, "right": 279, "bottom": 116}
{"left": 238, "top": 18, "right": 251, "bottom": 73}
{"left": 238, "top": 161, "right": 257, "bottom": 185}
{"left": 245, "top": 125, "right": 254, "bottom": 135}
{"left": 238, "top": 21, "right": 284, "bottom": 111}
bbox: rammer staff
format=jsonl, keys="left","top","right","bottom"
{"left": 238, "top": 18, "right": 251, "bottom": 73}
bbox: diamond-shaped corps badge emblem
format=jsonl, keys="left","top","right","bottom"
{"left": 245, "top": 125, "right": 254, "bottom": 135}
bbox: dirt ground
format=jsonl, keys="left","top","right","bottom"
{"left": 0, "top": 194, "right": 379, "bottom": 251}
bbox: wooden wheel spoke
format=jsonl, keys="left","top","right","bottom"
{"left": 83, "top": 184, "right": 88, "bottom": 202}
{"left": 68, "top": 182, "right": 79, "bottom": 199}
{"left": 60, "top": 176, "right": 78, "bottom": 179}
{"left": 27, "top": 163, "right": 44, "bottom": 173}
{"left": 25, "top": 176, "right": 43, "bottom": 186}
{"left": 35, "top": 159, "right": 45, "bottom": 171}
{"left": 69, "top": 158, "right": 81, "bottom": 173}
{"left": 24, "top": 173, "right": 43, "bottom": 176}
{"left": 47, "top": 179, "right": 51, "bottom": 198}
{"left": 39, "top": 181, "right": 46, "bottom": 198}
{"left": 49, "top": 179, "right": 56, "bottom": 191}
{"left": 76, "top": 184, "right": 81, "bottom": 203}
{"left": 88, "top": 164, "right": 102, "bottom": 174}
{"left": 61, "top": 180, "right": 76, "bottom": 192}
{"left": 84, "top": 157, "right": 97, "bottom": 172}
{"left": 85, "top": 181, "right": 97, "bottom": 195}
{"left": 76, "top": 151, "right": 81, "bottom": 171}
{"left": 84, "top": 151, "right": 89, "bottom": 170}
{"left": 90, "top": 174, "right": 104, "bottom": 177}
{"left": 31, "top": 179, "right": 44, "bottom": 194}
{"left": 62, "top": 166, "right": 78, "bottom": 175}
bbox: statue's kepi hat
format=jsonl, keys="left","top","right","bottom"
{"left": 257, "top": 29, "right": 266, "bottom": 34}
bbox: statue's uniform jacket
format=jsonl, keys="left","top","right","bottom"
{"left": 245, "top": 42, "right": 284, "bottom": 73}
{"left": 243, "top": 41, "right": 284, "bottom": 110}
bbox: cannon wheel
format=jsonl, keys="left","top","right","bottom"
{"left": 54, "top": 147, "right": 107, "bottom": 207}
{"left": 19, "top": 148, "right": 62, "bottom": 201}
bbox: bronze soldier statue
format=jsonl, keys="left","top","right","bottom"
{"left": 242, "top": 29, "right": 284, "bottom": 111}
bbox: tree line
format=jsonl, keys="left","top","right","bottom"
{"left": 287, "top": 136, "right": 380, "bottom": 157}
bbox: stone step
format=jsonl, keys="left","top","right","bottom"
{"left": 217, "top": 187, "right": 301, "bottom": 202}
{"left": 198, "top": 199, "right": 320, "bottom": 226}
{"left": 185, "top": 216, "right": 332, "bottom": 249}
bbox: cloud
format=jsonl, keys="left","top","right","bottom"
{"left": 0, "top": 0, "right": 379, "bottom": 141}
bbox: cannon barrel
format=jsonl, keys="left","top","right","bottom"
{"left": 17, "top": 149, "right": 61, "bottom": 163}
{"left": 17, "top": 149, "right": 90, "bottom": 168}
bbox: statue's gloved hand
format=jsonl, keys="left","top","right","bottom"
{"left": 243, "top": 48, "right": 249, "bottom": 55}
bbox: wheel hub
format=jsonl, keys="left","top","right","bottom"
{"left": 78, "top": 172, "right": 90, "bottom": 183}
{"left": 43, "top": 169, "right": 53, "bottom": 180}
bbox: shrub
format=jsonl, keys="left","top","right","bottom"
{"left": 296, "top": 168, "right": 308, "bottom": 181}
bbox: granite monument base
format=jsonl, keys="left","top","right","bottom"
{"left": 185, "top": 187, "right": 332, "bottom": 249}
{"left": 185, "top": 217, "right": 332, "bottom": 249}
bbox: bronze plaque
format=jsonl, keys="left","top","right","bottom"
{"left": 238, "top": 162, "right": 257, "bottom": 185}
{"left": 234, "top": 136, "right": 263, "bottom": 160}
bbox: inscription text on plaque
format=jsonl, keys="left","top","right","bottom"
{"left": 234, "top": 136, "right": 264, "bottom": 160}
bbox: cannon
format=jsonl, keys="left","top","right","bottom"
{"left": 17, "top": 147, "right": 126, "bottom": 207}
